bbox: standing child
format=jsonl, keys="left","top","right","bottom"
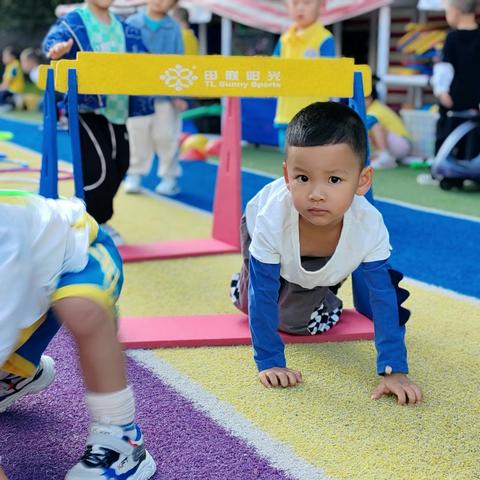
{"left": 20, "top": 48, "right": 44, "bottom": 86}
{"left": 173, "top": 7, "right": 199, "bottom": 55}
{"left": 42, "top": 0, "right": 154, "bottom": 244}
{"left": 431, "top": 0, "right": 480, "bottom": 155}
{"left": 0, "top": 46, "right": 24, "bottom": 110}
{"left": 230, "top": 102, "right": 422, "bottom": 405}
{"left": 366, "top": 79, "right": 412, "bottom": 169}
{"left": 124, "top": 0, "right": 187, "bottom": 196}
{"left": 0, "top": 195, "right": 156, "bottom": 479}
{"left": 274, "top": 0, "right": 336, "bottom": 151}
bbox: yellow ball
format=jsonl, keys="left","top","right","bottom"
{"left": 180, "top": 134, "right": 209, "bottom": 153}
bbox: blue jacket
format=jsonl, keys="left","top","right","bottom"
{"left": 126, "top": 13, "right": 184, "bottom": 55}
{"left": 127, "top": 12, "right": 184, "bottom": 101}
{"left": 42, "top": 10, "right": 154, "bottom": 117}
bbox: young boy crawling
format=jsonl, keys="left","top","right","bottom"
{"left": 0, "top": 194, "right": 156, "bottom": 479}
{"left": 231, "top": 102, "right": 422, "bottom": 405}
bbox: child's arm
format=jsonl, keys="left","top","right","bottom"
{"left": 42, "top": 19, "right": 75, "bottom": 60}
{"left": 360, "top": 259, "right": 422, "bottom": 405}
{"left": 432, "top": 62, "right": 454, "bottom": 108}
{"left": 249, "top": 256, "right": 302, "bottom": 388}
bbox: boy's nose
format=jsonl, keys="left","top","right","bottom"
{"left": 308, "top": 187, "right": 326, "bottom": 202}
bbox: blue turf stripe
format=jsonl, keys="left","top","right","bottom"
{"left": 1, "top": 117, "right": 479, "bottom": 298}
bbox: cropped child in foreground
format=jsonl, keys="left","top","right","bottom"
{"left": 231, "top": 101, "right": 422, "bottom": 405}
{"left": 0, "top": 195, "right": 156, "bottom": 479}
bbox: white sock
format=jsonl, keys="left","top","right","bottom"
{"left": 86, "top": 385, "right": 135, "bottom": 426}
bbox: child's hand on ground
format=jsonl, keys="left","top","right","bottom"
{"left": 259, "top": 367, "right": 302, "bottom": 388}
{"left": 47, "top": 39, "right": 74, "bottom": 59}
{"left": 439, "top": 91, "right": 453, "bottom": 109}
{"left": 172, "top": 98, "right": 188, "bottom": 112}
{"left": 371, "top": 373, "right": 422, "bottom": 405}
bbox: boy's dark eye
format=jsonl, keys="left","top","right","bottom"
{"left": 296, "top": 175, "right": 309, "bottom": 183}
{"left": 329, "top": 176, "right": 342, "bottom": 184}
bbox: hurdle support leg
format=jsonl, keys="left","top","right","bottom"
{"left": 118, "top": 97, "right": 242, "bottom": 262}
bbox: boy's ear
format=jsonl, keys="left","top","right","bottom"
{"left": 356, "top": 166, "right": 373, "bottom": 196}
{"left": 282, "top": 161, "right": 291, "bottom": 190}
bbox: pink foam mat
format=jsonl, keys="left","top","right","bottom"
{"left": 118, "top": 238, "right": 240, "bottom": 262}
{"left": 118, "top": 309, "right": 374, "bottom": 349}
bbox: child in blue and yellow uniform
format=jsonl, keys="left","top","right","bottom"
{"left": 0, "top": 46, "right": 24, "bottom": 109}
{"left": 0, "top": 195, "right": 156, "bottom": 480}
{"left": 274, "top": 0, "right": 336, "bottom": 150}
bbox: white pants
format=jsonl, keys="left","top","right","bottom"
{"left": 126, "top": 100, "right": 182, "bottom": 179}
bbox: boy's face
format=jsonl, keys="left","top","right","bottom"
{"left": 148, "top": 0, "right": 177, "bottom": 15}
{"left": 20, "top": 56, "right": 34, "bottom": 73}
{"left": 283, "top": 143, "right": 372, "bottom": 228}
{"left": 287, "top": 0, "right": 321, "bottom": 29}
{"left": 445, "top": 3, "right": 460, "bottom": 27}
{"left": 2, "top": 51, "right": 13, "bottom": 65}
{"left": 88, "top": 0, "right": 114, "bottom": 10}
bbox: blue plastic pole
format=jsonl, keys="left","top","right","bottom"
{"left": 67, "top": 69, "right": 85, "bottom": 200}
{"left": 39, "top": 68, "right": 58, "bottom": 199}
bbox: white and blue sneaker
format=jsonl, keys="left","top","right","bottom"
{"left": 66, "top": 422, "right": 156, "bottom": 479}
{"left": 0, "top": 355, "right": 56, "bottom": 412}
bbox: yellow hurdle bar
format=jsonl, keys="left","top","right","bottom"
{"left": 51, "top": 53, "right": 371, "bottom": 98}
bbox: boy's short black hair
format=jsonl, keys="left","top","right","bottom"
{"left": 285, "top": 101, "right": 367, "bottom": 167}
{"left": 174, "top": 7, "right": 190, "bottom": 23}
{"left": 2, "top": 46, "right": 20, "bottom": 59}
{"left": 20, "top": 48, "right": 44, "bottom": 65}
{"left": 448, "top": 0, "right": 477, "bottom": 13}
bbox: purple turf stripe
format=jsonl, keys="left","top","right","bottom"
{"left": 0, "top": 330, "right": 292, "bottom": 480}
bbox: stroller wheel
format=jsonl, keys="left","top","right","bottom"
{"left": 439, "top": 178, "right": 464, "bottom": 190}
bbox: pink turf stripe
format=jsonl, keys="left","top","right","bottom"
{"left": 118, "top": 309, "right": 374, "bottom": 349}
{"left": 118, "top": 238, "right": 240, "bottom": 262}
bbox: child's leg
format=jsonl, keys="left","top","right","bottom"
{"left": 370, "top": 123, "right": 389, "bottom": 151}
{"left": 53, "top": 298, "right": 126, "bottom": 393}
{"left": 278, "top": 257, "right": 343, "bottom": 335}
{"left": 78, "top": 113, "right": 127, "bottom": 224}
{"left": 52, "top": 228, "right": 156, "bottom": 479}
{"left": 386, "top": 132, "right": 411, "bottom": 159}
{"left": 152, "top": 100, "right": 182, "bottom": 181}
{"left": 125, "top": 114, "right": 155, "bottom": 177}
{"left": 230, "top": 216, "right": 251, "bottom": 314}
{"left": 0, "top": 465, "right": 8, "bottom": 480}
{"left": 279, "top": 283, "right": 343, "bottom": 335}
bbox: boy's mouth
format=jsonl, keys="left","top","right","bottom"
{"left": 308, "top": 207, "right": 329, "bottom": 215}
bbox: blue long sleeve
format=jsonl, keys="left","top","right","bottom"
{"left": 42, "top": 20, "right": 77, "bottom": 58}
{"left": 319, "top": 36, "right": 336, "bottom": 57}
{"left": 248, "top": 256, "right": 286, "bottom": 371}
{"left": 360, "top": 260, "right": 410, "bottom": 375}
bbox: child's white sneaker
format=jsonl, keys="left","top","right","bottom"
{"left": 66, "top": 423, "right": 156, "bottom": 480}
{"left": 0, "top": 355, "right": 56, "bottom": 412}
{"left": 124, "top": 175, "right": 142, "bottom": 194}
{"left": 372, "top": 151, "right": 397, "bottom": 169}
{"left": 100, "top": 224, "right": 126, "bottom": 246}
{"left": 155, "top": 177, "right": 180, "bottom": 196}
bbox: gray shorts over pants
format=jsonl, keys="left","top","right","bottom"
{"left": 231, "top": 216, "right": 343, "bottom": 336}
